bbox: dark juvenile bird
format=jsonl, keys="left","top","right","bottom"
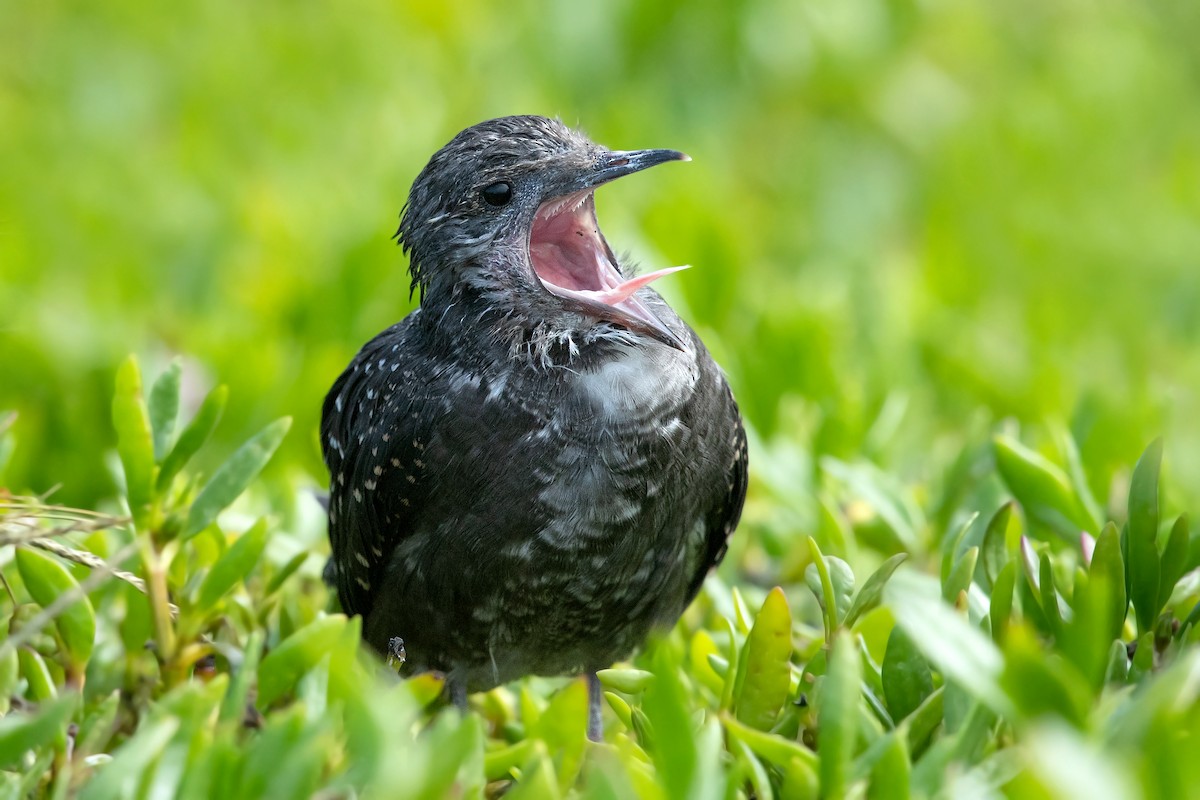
{"left": 321, "top": 115, "right": 747, "bottom": 739}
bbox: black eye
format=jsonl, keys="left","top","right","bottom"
{"left": 481, "top": 182, "right": 513, "bottom": 207}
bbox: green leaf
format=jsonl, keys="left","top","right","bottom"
{"left": 805, "top": 537, "right": 845, "bottom": 636}
{"left": 485, "top": 740, "right": 536, "bottom": 782}
{"left": 882, "top": 626, "right": 933, "bottom": 721}
{"left": 532, "top": 679, "right": 588, "bottom": 791}
{"left": 76, "top": 690, "right": 120, "bottom": 759}
{"left": 112, "top": 356, "right": 156, "bottom": 524}
{"left": 196, "top": 518, "right": 270, "bottom": 611}
{"left": 903, "top": 686, "right": 945, "bottom": 757}
{"left": 15, "top": 547, "right": 96, "bottom": 670}
{"left": 820, "top": 457, "right": 922, "bottom": 551}
{"left": 1104, "top": 639, "right": 1129, "bottom": 684}
{"left": 184, "top": 416, "right": 291, "bottom": 537}
{"left": 1090, "top": 522, "right": 1128, "bottom": 642}
{"left": 596, "top": 668, "right": 654, "bottom": 695}
{"left": 731, "top": 738, "right": 772, "bottom": 800}
{"left": 265, "top": 550, "right": 311, "bottom": 598}
{"left": 993, "top": 434, "right": 1098, "bottom": 538}
{"left": 1038, "top": 552, "right": 1063, "bottom": 637}
{"left": 0, "top": 692, "right": 78, "bottom": 768}
{"left": 0, "top": 646, "right": 16, "bottom": 715}
{"left": 157, "top": 384, "right": 228, "bottom": 493}
{"left": 844, "top": 553, "right": 907, "bottom": 629}
{"left": 941, "top": 546, "right": 978, "bottom": 605}
{"left": 867, "top": 733, "right": 910, "bottom": 800}
{"left": 79, "top": 717, "right": 180, "bottom": 800}
{"left": 734, "top": 586, "right": 794, "bottom": 731}
{"left": 1000, "top": 624, "right": 1090, "bottom": 727}
{"left": 1127, "top": 438, "right": 1163, "bottom": 633}
{"left": 219, "top": 630, "right": 264, "bottom": 726}
{"left": 257, "top": 614, "right": 349, "bottom": 708}
{"left": 1158, "top": 514, "right": 1189, "bottom": 612}
{"left": 148, "top": 359, "right": 182, "bottom": 462}
{"left": 805, "top": 555, "right": 854, "bottom": 632}
{"left": 989, "top": 561, "right": 1016, "bottom": 646}
{"left": 940, "top": 512, "right": 979, "bottom": 585}
{"left": 722, "top": 713, "right": 819, "bottom": 772}
{"left": 507, "top": 752, "right": 562, "bottom": 800}
{"left": 1056, "top": 423, "right": 1105, "bottom": 526}
{"left": 819, "top": 629, "right": 861, "bottom": 800}
{"left": 887, "top": 574, "right": 1009, "bottom": 716}
{"left": 980, "top": 502, "right": 1014, "bottom": 586}
{"left": 18, "top": 648, "right": 56, "bottom": 701}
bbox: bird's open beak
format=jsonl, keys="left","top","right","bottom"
{"left": 528, "top": 149, "right": 691, "bottom": 350}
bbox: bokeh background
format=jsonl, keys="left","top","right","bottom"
{"left": 2, "top": 0, "right": 1199, "bottom": 515}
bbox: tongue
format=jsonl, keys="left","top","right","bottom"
{"left": 548, "top": 265, "right": 690, "bottom": 306}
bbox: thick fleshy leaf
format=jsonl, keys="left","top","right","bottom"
{"left": 18, "top": 648, "right": 56, "bottom": 701}
{"left": 882, "top": 626, "right": 933, "bottom": 722}
{"left": 867, "top": 733, "right": 910, "bottom": 800}
{"left": 989, "top": 561, "right": 1016, "bottom": 645}
{"left": 112, "top": 356, "right": 156, "bottom": 524}
{"left": 981, "top": 502, "right": 1015, "bottom": 586}
{"left": 1038, "top": 552, "right": 1063, "bottom": 637}
{"left": 887, "top": 574, "right": 1008, "bottom": 716}
{"left": 1000, "top": 624, "right": 1090, "bottom": 727}
{"left": 79, "top": 717, "right": 180, "bottom": 800}
{"left": 597, "top": 668, "right": 655, "bottom": 695}
{"left": 723, "top": 713, "right": 819, "bottom": 772}
{"left": 0, "top": 692, "right": 78, "bottom": 768}
{"left": 941, "top": 547, "right": 978, "bottom": 605}
{"left": 532, "top": 678, "right": 588, "bottom": 791}
{"left": 845, "top": 554, "right": 908, "bottom": 629}
{"left": 819, "top": 630, "right": 862, "bottom": 800}
{"left": 148, "top": 359, "right": 182, "bottom": 462}
{"left": 734, "top": 586, "right": 794, "bottom": 731}
{"left": 0, "top": 646, "right": 16, "bottom": 715}
{"left": 257, "top": 614, "right": 349, "bottom": 708}
{"left": 157, "top": 384, "right": 228, "bottom": 493}
{"left": 1090, "top": 522, "right": 1128, "bottom": 641}
{"left": 993, "top": 435, "right": 1098, "bottom": 538}
{"left": 1158, "top": 515, "right": 1189, "bottom": 612}
{"left": 15, "top": 547, "right": 96, "bottom": 670}
{"left": 184, "top": 417, "right": 291, "bottom": 537}
{"left": 805, "top": 537, "right": 847, "bottom": 636}
{"left": 196, "top": 518, "right": 270, "bottom": 611}
{"left": 219, "top": 630, "right": 264, "bottom": 726}
{"left": 1127, "top": 438, "right": 1162, "bottom": 633}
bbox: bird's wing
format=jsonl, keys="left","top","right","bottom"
{"left": 321, "top": 324, "right": 428, "bottom": 618}
{"left": 686, "top": 389, "right": 749, "bottom": 602}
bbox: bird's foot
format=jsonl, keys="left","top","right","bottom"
{"left": 386, "top": 637, "right": 407, "bottom": 670}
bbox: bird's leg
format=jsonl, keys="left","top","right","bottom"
{"left": 448, "top": 676, "right": 468, "bottom": 712}
{"left": 587, "top": 671, "right": 603, "bottom": 743}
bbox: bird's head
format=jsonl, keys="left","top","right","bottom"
{"left": 397, "top": 115, "right": 689, "bottom": 352}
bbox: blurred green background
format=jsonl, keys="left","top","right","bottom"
{"left": 2, "top": 0, "right": 1199, "bottom": 508}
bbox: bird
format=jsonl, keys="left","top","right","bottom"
{"left": 321, "top": 115, "right": 747, "bottom": 741}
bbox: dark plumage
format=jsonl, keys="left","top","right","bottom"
{"left": 321, "top": 115, "right": 747, "bottom": 737}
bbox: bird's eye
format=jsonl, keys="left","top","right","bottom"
{"left": 481, "top": 182, "right": 513, "bottom": 207}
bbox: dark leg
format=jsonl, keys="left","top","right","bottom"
{"left": 587, "top": 672, "right": 603, "bottom": 743}
{"left": 448, "top": 676, "right": 468, "bottom": 711}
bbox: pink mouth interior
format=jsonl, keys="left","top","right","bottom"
{"left": 529, "top": 190, "right": 686, "bottom": 308}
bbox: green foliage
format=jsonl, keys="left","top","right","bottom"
{"left": 2, "top": 363, "right": 1200, "bottom": 795}
{"left": 2, "top": 1, "right": 1200, "bottom": 796}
